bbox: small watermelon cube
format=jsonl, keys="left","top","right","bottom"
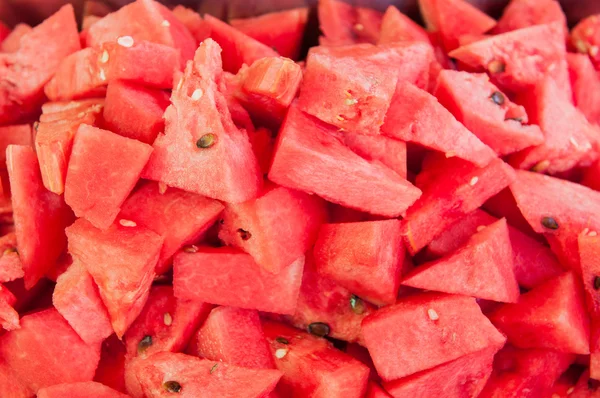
{"left": 378, "top": 5, "right": 430, "bottom": 44}
{"left": 567, "top": 53, "right": 600, "bottom": 126}
{"left": 571, "top": 14, "right": 600, "bottom": 69}
{"left": 342, "top": 133, "right": 408, "bottom": 179}
{"left": 37, "top": 381, "right": 129, "bottom": 398}
{"left": 494, "top": 0, "right": 567, "bottom": 34}
{"left": 318, "top": 0, "right": 383, "bottom": 46}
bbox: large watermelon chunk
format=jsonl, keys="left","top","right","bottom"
{"left": 362, "top": 293, "right": 505, "bottom": 381}
{"left": 383, "top": 81, "right": 496, "bottom": 166}
{"left": 317, "top": 0, "right": 382, "bottom": 46}
{"left": 378, "top": 5, "right": 430, "bottom": 44}
{"left": 190, "top": 306, "right": 274, "bottom": 369}
{"left": 174, "top": 247, "right": 304, "bottom": 315}
{"left": 495, "top": 0, "right": 567, "bottom": 34}
{"left": 434, "top": 70, "right": 544, "bottom": 156}
{"left": 52, "top": 260, "right": 113, "bottom": 345}
{"left": 218, "top": 184, "right": 326, "bottom": 273}
{"left": 66, "top": 218, "right": 163, "bottom": 337}
{"left": 64, "top": 124, "right": 153, "bottom": 230}
{"left": 342, "top": 133, "right": 407, "bottom": 179}
{"left": 37, "top": 382, "right": 129, "bottom": 398}
{"left": 313, "top": 219, "right": 404, "bottom": 306}
{"left": 230, "top": 8, "right": 309, "bottom": 60}
{"left": 119, "top": 181, "right": 224, "bottom": 274}
{"left": 578, "top": 234, "right": 600, "bottom": 379}
{"left": 263, "top": 321, "right": 370, "bottom": 398}
{"left": 567, "top": 53, "right": 600, "bottom": 126}
{"left": 571, "top": 14, "right": 600, "bottom": 69}
{"left": 142, "top": 39, "right": 262, "bottom": 203}
{"left": 298, "top": 42, "right": 432, "bottom": 135}
{"left": 7, "top": 145, "right": 74, "bottom": 288}
{"left": 124, "top": 285, "right": 212, "bottom": 360}
{"left": 0, "top": 308, "right": 101, "bottom": 393}
{"left": 269, "top": 104, "right": 421, "bottom": 217}
{"left": 490, "top": 272, "right": 590, "bottom": 354}
{"left": 125, "top": 351, "right": 282, "bottom": 398}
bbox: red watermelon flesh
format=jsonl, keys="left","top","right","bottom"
{"left": 0, "top": 21, "right": 10, "bottom": 43}
{"left": 125, "top": 351, "right": 282, "bottom": 398}
{"left": 434, "top": 70, "right": 544, "bottom": 156}
{"left": 94, "top": 334, "right": 128, "bottom": 394}
{"left": 342, "top": 133, "right": 407, "bottom": 179}
{"left": 174, "top": 247, "right": 304, "bottom": 315}
{"left": 401, "top": 157, "right": 515, "bottom": 255}
{"left": 403, "top": 218, "right": 519, "bottom": 303}
{"left": 7, "top": 145, "right": 74, "bottom": 289}
{"left": 578, "top": 234, "right": 600, "bottom": 379}
{"left": 0, "top": 24, "right": 32, "bottom": 53}
{"left": 490, "top": 272, "right": 590, "bottom": 354}
{"left": 249, "top": 127, "right": 275, "bottom": 175}
{"left": 220, "top": 71, "right": 257, "bottom": 134}
{"left": 569, "top": 370, "right": 600, "bottom": 398}
{"left": 582, "top": 159, "right": 600, "bottom": 192}
{"left": 0, "top": 125, "right": 33, "bottom": 167}
{"left": 52, "top": 260, "right": 113, "bottom": 345}
{"left": 366, "top": 382, "right": 392, "bottom": 398}
{"left": 263, "top": 320, "right": 370, "bottom": 398}
{"left": 268, "top": 104, "right": 422, "bottom": 217}
{"left": 383, "top": 345, "right": 498, "bottom": 398}
{"left": 362, "top": 292, "right": 506, "bottom": 381}
{"left": 171, "top": 6, "right": 210, "bottom": 45}
{"left": 383, "top": 81, "right": 497, "bottom": 166}
{"left": 65, "top": 124, "right": 153, "bottom": 230}
{"left": 124, "top": 285, "right": 212, "bottom": 360}
{"left": 0, "top": 233, "right": 24, "bottom": 283}
{"left": 345, "top": 343, "right": 380, "bottom": 382}
{"left": 0, "top": 283, "right": 19, "bottom": 331}
{"left": 568, "top": 53, "right": 600, "bottom": 126}
{"left": 0, "top": 308, "right": 101, "bottom": 393}
{"left": 378, "top": 5, "right": 430, "bottom": 45}
{"left": 0, "top": 359, "right": 33, "bottom": 398}
{"left": 318, "top": 0, "right": 382, "bottom": 46}
{"left": 298, "top": 42, "right": 432, "bottom": 136}
{"left": 313, "top": 219, "right": 404, "bottom": 306}
{"left": 66, "top": 218, "right": 163, "bottom": 337}
{"left": 40, "top": 98, "right": 105, "bottom": 120}
{"left": 419, "top": 0, "right": 496, "bottom": 52}
{"left": 191, "top": 306, "right": 274, "bottom": 369}
{"left": 0, "top": 5, "right": 80, "bottom": 125}
{"left": 483, "top": 187, "right": 538, "bottom": 238}
{"left": 142, "top": 39, "right": 263, "bottom": 204}
{"left": 230, "top": 8, "right": 309, "bottom": 60}
{"left": 571, "top": 15, "right": 600, "bottom": 70}
{"left": 218, "top": 183, "right": 326, "bottom": 274}
{"left": 495, "top": 0, "right": 567, "bottom": 34}
{"left": 119, "top": 181, "right": 224, "bottom": 274}
{"left": 37, "top": 381, "right": 129, "bottom": 398}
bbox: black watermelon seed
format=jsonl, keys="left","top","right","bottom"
{"left": 237, "top": 228, "right": 252, "bottom": 240}
{"left": 196, "top": 133, "right": 216, "bottom": 148}
{"left": 490, "top": 91, "right": 505, "bottom": 105}
{"left": 308, "top": 322, "right": 330, "bottom": 337}
{"left": 163, "top": 381, "right": 182, "bottom": 393}
{"left": 541, "top": 217, "right": 559, "bottom": 230}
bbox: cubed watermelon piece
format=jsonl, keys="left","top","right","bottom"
{"left": 0, "top": 125, "right": 33, "bottom": 167}
{"left": 383, "top": 345, "right": 498, "bottom": 398}
{"left": 571, "top": 14, "right": 600, "bottom": 69}
{"left": 343, "top": 133, "right": 407, "bottom": 179}
{"left": 568, "top": 53, "right": 600, "bottom": 126}
{"left": 7, "top": 145, "right": 74, "bottom": 288}
{"left": 218, "top": 184, "right": 326, "bottom": 273}
{"left": 0, "top": 24, "right": 32, "bottom": 53}
{"left": 401, "top": 157, "right": 515, "bottom": 255}
{"left": 142, "top": 39, "right": 263, "bottom": 203}
{"left": 378, "top": 6, "right": 430, "bottom": 44}
{"left": 0, "top": 233, "right": 24, "bottom": 283}
{"left": 66, "top": 218, "right": 163, "bottom": 337}
{"left": 230, "top": 8, "right": 309, "bottom": 60}
{"left": 191, "top": 306, "right": 274, "bottom": 369}
{"left": 362, "top": 292, "right": 506, "bottom": 381}
{"left": 419, "top": 0, "right": 496, "bottom": 52}
{"left": 94, "top": 335, "right": 128, "bottom": 394}
{"left": 263, "top": 321, "right": 370, "bottom": 398}
{"left": 449, "top": 22, "right": 568, "bottom": 94}
{"left": 495, "top": 0, "right": 567, "bottom": 34}
{"left": 318, "top": 0, "right": 382, "bottom": 46}
{"left": 0, "top": 358, "right": 33, "bottom": 398}
{"left": 434, "top": 70, "right": 544, "bottom": 156}
{"left": 383, "top": 81, "right": 496, "bottom": 165}
{"left": 313, "top": 219, "right": 404, "bottom": 306}
{"left": 103, "top": 81, "right": 169, "bottom": 145}
{"left": 174, "top": 247, "right": 304, "bottom": 315}
{"left": 124, "top": 285, "right": 212, "bottom": 360}
{"left": 578, "top": 234, "right": 600, "bottom": 379}
{"left": 269, "top": 104, "right": 422, "bottom": 218}
{"left": 52, "top": 260, "right": 113, "bottom": 345}
{"left": 125, "top": 351, "right": 282, "bottom": 398}
{"left": 298, "top": 42, "right": 432, "bottom": 135}
{"left": 0, "top": 5, "right": 80, "bottom": 125}
{"left": 119, "top": 181, "right": 224, "bottom": 274}
{"left": 65, "top": 124, "right": 153, "bottom": 230}
{"left": 0, "top": 308, "right": 101, "bottom": 393}
{"left": 490, "top": 272, "right": 590, "bottom": 354}
{"left": 0, "top": 283, "right": 19, "bottom": 331}
{"left": 37, "top": 381, "right": 129, "bottom": 398}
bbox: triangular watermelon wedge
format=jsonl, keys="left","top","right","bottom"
{"left": 378, "top": 5, "right": 430, "bottom": 44}
{"left": 343, "top": 132, "right": 408, "bottom": 179}
{"left": 403, "top": 218, "right": 519, "bottom": 303}
{"left": 494, "top": 0, "right": 567, "bottom": 34}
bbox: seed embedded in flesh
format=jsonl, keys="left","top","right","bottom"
{"left": 541, "top": 216, "right": 559, "bottom": 230}
{"left": 163, "top": 381, "right": 182, "bottom": 393}
{"left": 487, "top": 60, "right": 506, "bottom": 74}
{"left": 237, "top": 228, "right": 252, "bottom": 241}
{"left": 275, "top": 348, "right": 288, "bottom": 359}
{"left": 350, "top": 295, "right": 366, "bottom": 315}
{"left": 489, "top": 91, "right": 505, "bottom": 105}
{"left": 117, "top": 35, "right": 134, "bottom": 48}
{"left": 275, "top": 337, "right": 289, "bottom": 345}
{"left": 196, "top": 134, "right": 216, "bottom": 149}
{"left": 163, "top": 312, "right": 173, "bottom": 326}
{"left": 427, "top": 308, "right": 439, "bottom": 321}
{"left": 308, "top": 322, "right": 330, "bottom": 337}
{"left": 138, "top": 335, "right": 153, "bottom": 354}
{"left": 210, "top": 363, "right": 218, "bottom": 374}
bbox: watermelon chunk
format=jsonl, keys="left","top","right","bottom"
{"left": 7, "top": 145, "right": 74, "bottom": 288}
{"left": 119, "top": 181, "right": 223, "bottom": 274}
{"left": 342, "top": 133, "right": 408, "bottom": 179}
{"left": 269, "top": 104, "right": 422, "bottom": 217}
{"left": 125, "top": 351, "right": 282, "bottom": 398}
{"left": 383, "top": 81, "right": 496, "bottom": 166}
{"left": 298, "top": 42, "right": 432, "bottom": 135}
{"left": 174, "top": 247, "right": 304, "bottom": 315}
{"left": 578, "top": 234, "right": 600, "bottom": 379}
{"left": 571, "top": 14, "right": 600, "bottom": 69}
{"left": 191, "top": 306, "right": 274, "bottom": 369}
{"left": 434, "top": 70, "right": 544, "bottom": 156}
{"left": 37, "top": 382, "right": 129, "bottom": 398}
{"left": 218, "top": 184, "right": 326, "bottom": 274}
{"left": 568, "top": 53, "right": 600, "bottom": 126}
{"left": 94, "top": 335, "right": 128, "bottom": 394}
{"left": 419, "top": 0, "right": 496, "bottom": 52}
{"left": 0, "top": 233, "right": 24, "bottom": 283}
{"left": 66, "top": 218, "right": 163, "bottom": 337}
{"left": 263, "top": 320, "right": 370, "bottom": 398}
{"left": 0, "top": 308, "right": 101, "bottom": 393}
{"left": 313, "top": 219, "right": 404, "bottom": 306}
{"left": 490, "top": 272, "right": 590, "bottom": 354}
{"left": 142, "top": 39, "right": 263, "bottom": 204}
{"left": 318, "top": 0, "right": 383, "bottom": 46}
{"left": 52, "top": 260, "right": 113, "bottom": 344}
{"left": 362, "top": 292, "right": 506, "bottom": 381}
{"left": 0, "top": 125, "right": 33, "bottom": 167}
{"left": 230, "top": 8, "right": 309, "bottom": 60}
{"left": 495, "top": 0, "right": 567, "bottom": 34}
{"left": 124, "top": 285, "right": 212, "bottom": 360}
{"left": 378, "top": 5, "right": 430, "bottom": 44}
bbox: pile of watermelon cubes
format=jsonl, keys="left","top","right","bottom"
{"left": 3, "top": 0, "right": 600, "bottom": 396}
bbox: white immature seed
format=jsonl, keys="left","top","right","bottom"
{"left": 98, "top": 69, "right": 107, "bottom": 82}
{"left": 427, "top": 308, "right": 439, "bottom": 321}
{"left": 161, "top": 20, "right": 171, "bottom": 27}
{"left": 158, "top": 182, "right": 168, "bottom": 195}
{"left": 445, "top": 151, "right": 456, "bottom": 158}
{"left": 345, "top": 98, "right": 358, "bottom": 106}
{"left": 191, "top": 88, "right": 204, "bottom": 100}
{"left": 163, "top": 312, "right": 173, "bottom": 326}
{"left": 354, "top": 23, "right": 364, "bottom": 31}
{"left": 117, "top": 35, "right": 134, "bottom": 48}
{"left": 275, "top": 348, "right": 288, "bottom": 359}
{"left": 119, "top": 219, "right": 137, "bottom": 227}
{"left": 99, "top": 50, "right": 110, "bottom": 64}
{"left": 570, "top": 137, "right": 580, "bottom": 148}
{"left": 476, "top": 225, "right": 486, "bottom": 232}
{"left": 566, "top": 386, "right": 574, "bottom": 394}
{"left": 590, "top": 231, "right": 598, "bottom": 237}
{"left": 469, "top": 177, "right": 479, "bottom": 186}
